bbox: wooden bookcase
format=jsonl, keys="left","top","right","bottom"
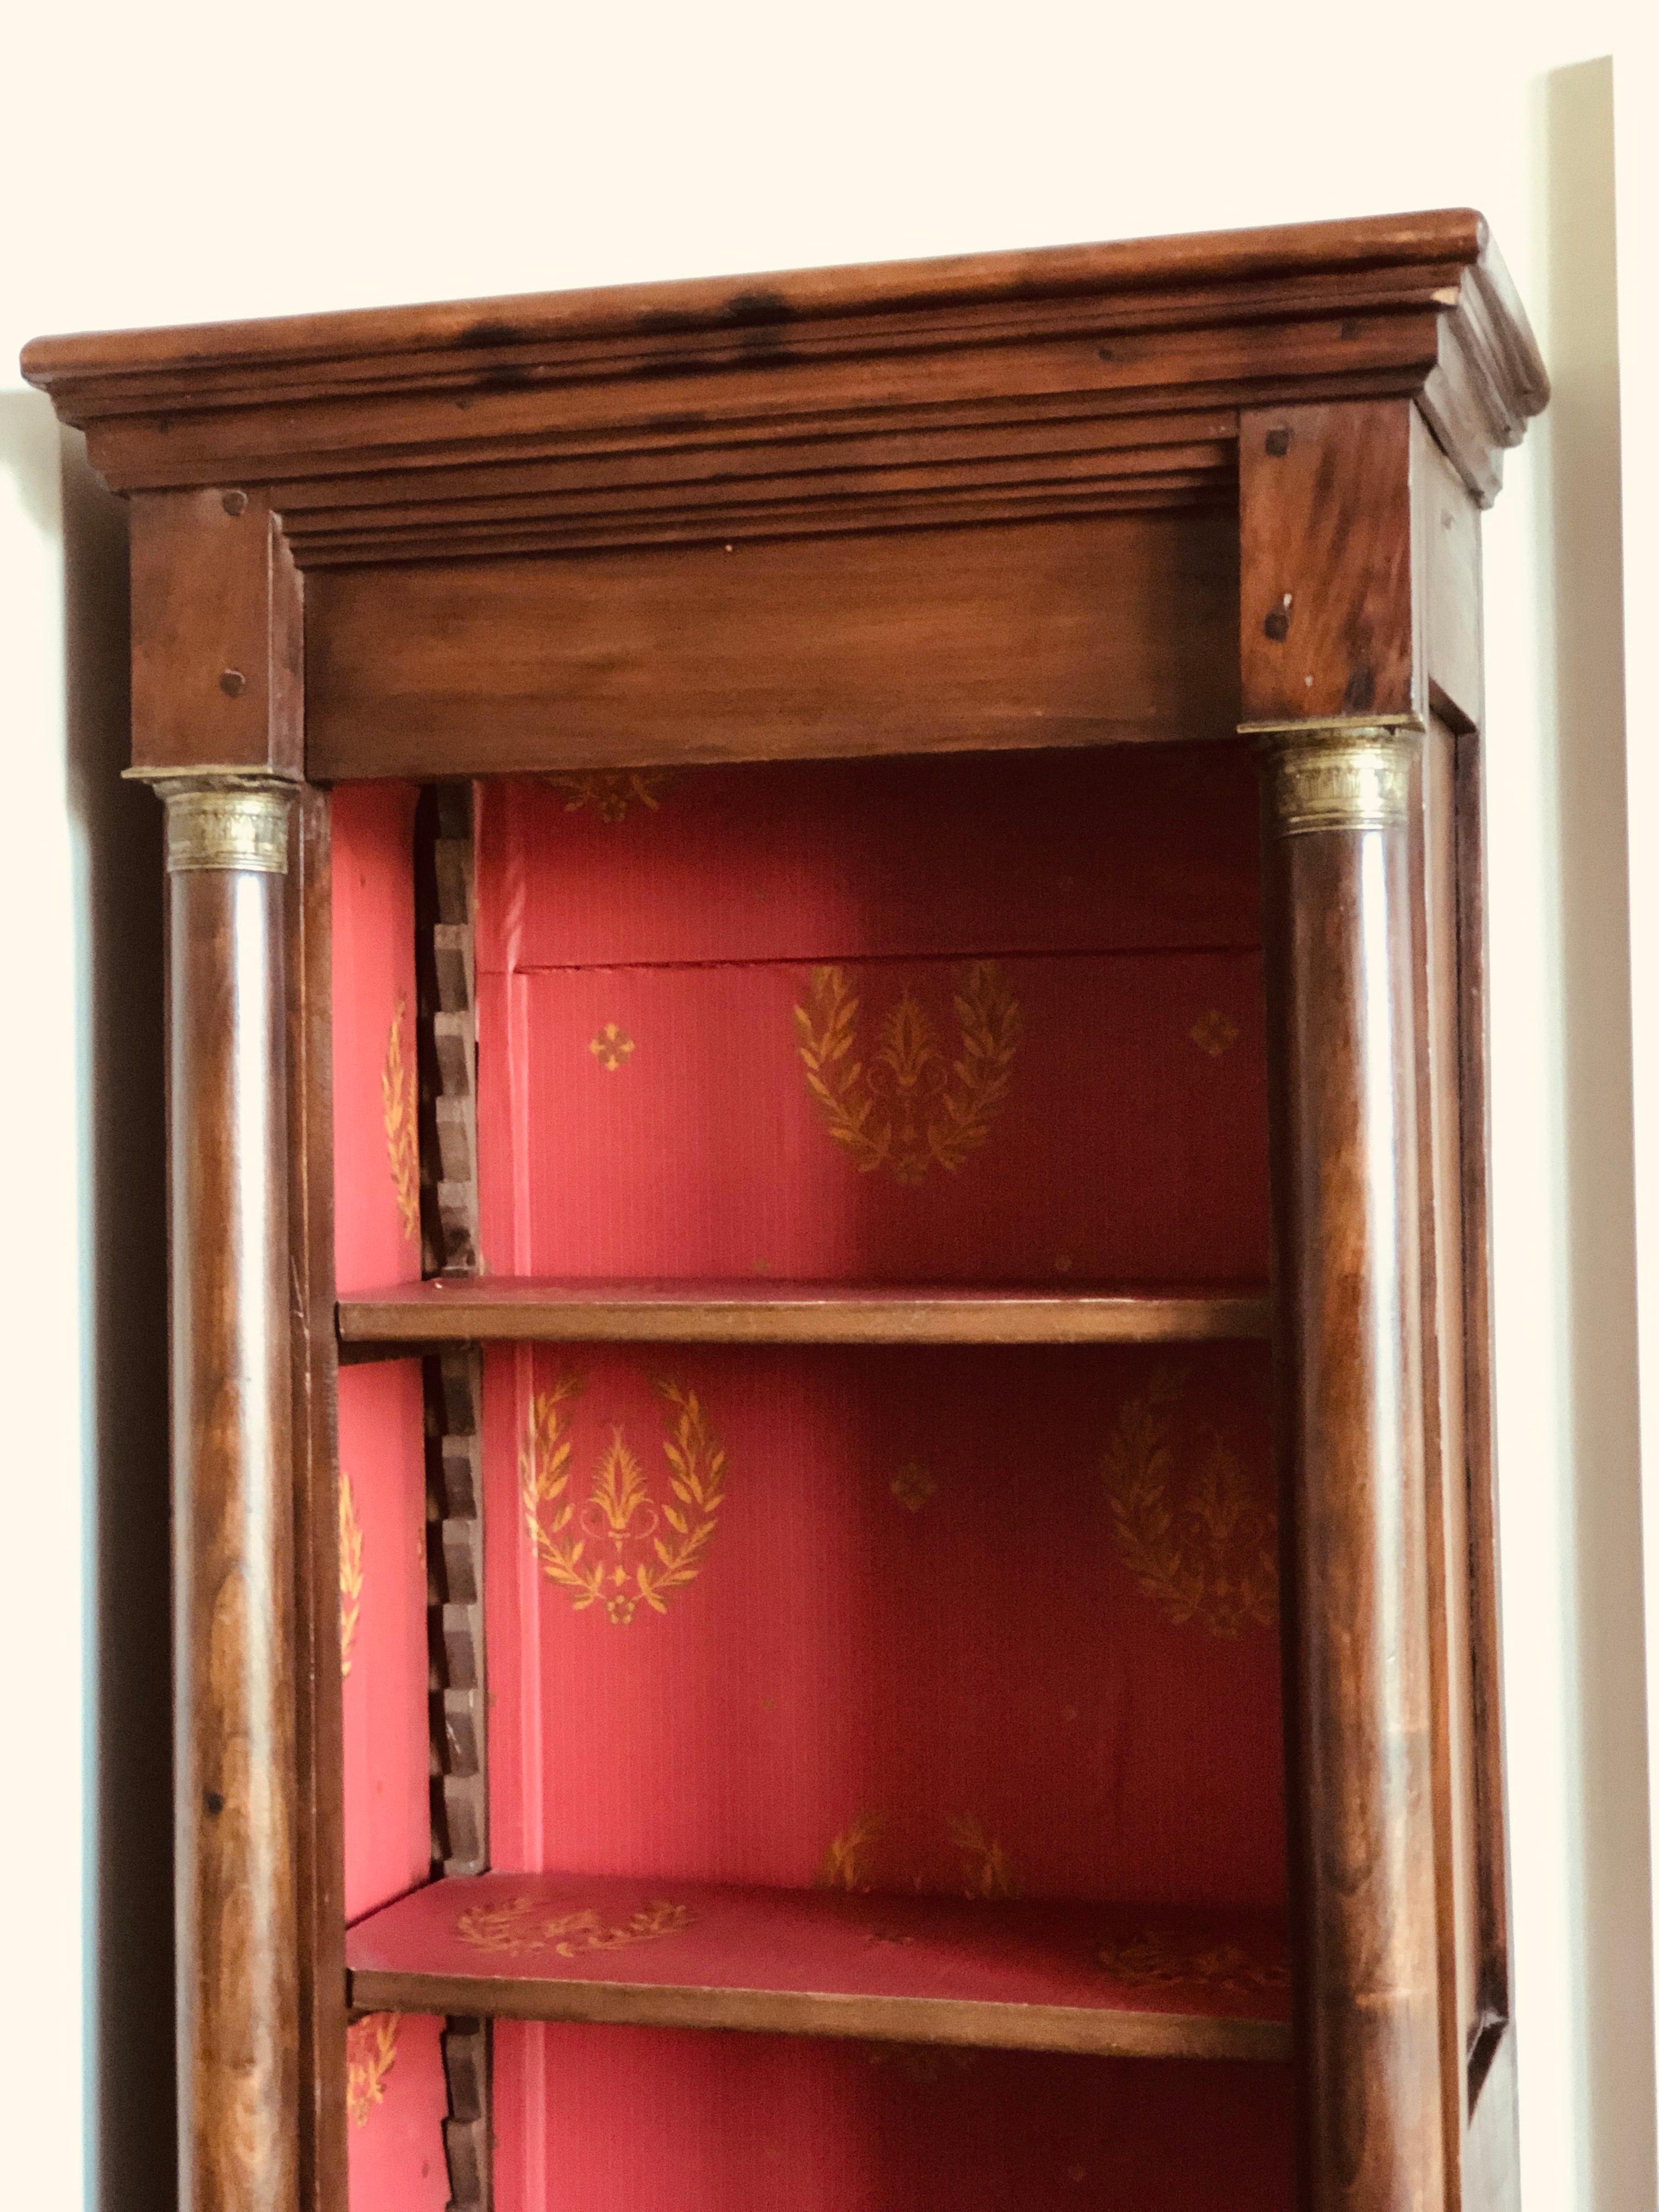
{"left": 24, "top": 207, "right": 1547, "bottom": 2212}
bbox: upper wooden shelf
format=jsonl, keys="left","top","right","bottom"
{"left": 345, "top": 1871, "right": 1291, "bottom": 2063}
{"left": 337, "top": 1277, "right": 1272, "bottom": 1351}
{"left": 22, "top": 210, "right": 1545, "bottom": 554}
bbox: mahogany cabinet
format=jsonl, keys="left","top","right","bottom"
{"left": 24, "top": 207, "right": 1547, "bottom": 2212}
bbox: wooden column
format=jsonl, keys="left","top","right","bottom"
{"left": 161, "top": 775, "right": 300, "bottom": 2212}
{"left": 1239, "top": 398, "right": 1451, "bottom": 2211}
{"left": 1258, "top": 727, "right": 1442, "bottom": 2211}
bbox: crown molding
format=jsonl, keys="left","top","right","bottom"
{"left": 22, "top": 209, "right": 1547, "bottom": 565}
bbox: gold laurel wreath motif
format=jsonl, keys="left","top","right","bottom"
{"left": 521, "top": 1374, "right": 727, "bottom": 1624}
{"left": 381, "top": 997, "right": 420, "bottom": 1242}
{"left": 544, "top": 771, "right": 674, "bottom": 822}
{"left": 338, "top": 1472, "right": 364, "bottom": 1678}
{"left": 345, "top": 2013, "right": 399, "bottom": 2128}
{"left": 1096, "top": 1928, "right": 1289, "bottom": 1999}
{"left": 817, "top": 1813, "right": 1021, "bottom": 1900}
{"left": 455, "top": 1897, "right": 697, "bottom": 1958}
{"left": 1102, "top": 1368, "right": 1277, "bottom": 1637}
{"left": 793, "top": 962, "right": 1023, "bottom": 1184}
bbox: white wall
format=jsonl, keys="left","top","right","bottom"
{"left": 2, "top": 5, "right": 1651, "bottom": 2206}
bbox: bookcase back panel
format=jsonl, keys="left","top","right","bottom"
{"left": 492, "top": 2025, "right": 1292, "bottom": 2212}
{"left": 332, "top": 781, "right": 424, "bottom": 1294}
{"left": 333, "top": 785, "right": 433, "bottom": 1928}
{"left": 474, "top": 746, "right": 1261, "bottom": 969}
{"left": 485, "top": 1341, "right": 1284, "bottom": 1912}
{"left": 334, "top": 741, "right": 1285, "bottom": 2212}
{"left": 345, "top": 2013, "right": 448, "bottom": 2210}
{"left": 338, "top": 1359, "right": 430, "bottom": 1921}
{"left": 472, "top": 749, "right": 1268, "bottom": 1285}
{"left": 477, "top": 953, "right": 1264, "bottom": 1282}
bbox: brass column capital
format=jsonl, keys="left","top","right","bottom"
{"left": 1248, "top": 720, "right": 1419, "bottom": 838}
{"left": 128, "top": 768, "right": 295, "bottom": 874}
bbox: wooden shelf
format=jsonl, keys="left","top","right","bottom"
{"left": 345, "top": 1872, "right": 1290, "bottom": 2062}
{"left": 337, "top": 1277, "right": 1272, "bottom": 1351}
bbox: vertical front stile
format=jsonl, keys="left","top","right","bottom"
{"left": 286, "top": 784, "right": 349, "bottom": 2212}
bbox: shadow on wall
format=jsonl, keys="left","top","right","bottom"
{"left": 60, "top": 428, "right": 175, "bottom": 2212}
{"left": 1540, "top": 53, "right": 1655, "bottom": 2212}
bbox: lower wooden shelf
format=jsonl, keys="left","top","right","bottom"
{"left": 345, "top": 1872, "right": 1291, "bottom": 2062}
{"left": 337, "top": 1277, "right": 1273, "bottom": 1350}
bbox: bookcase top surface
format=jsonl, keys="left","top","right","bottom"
{"left": 22, "top": 208, "right": 1545, "bottom": 520}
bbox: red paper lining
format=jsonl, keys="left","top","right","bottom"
{"left": 334, "top": 749, "right": 1290, "bottom": 2211}
{"left": 494, "top": 2026, "right": 1293, "bottom": 2212}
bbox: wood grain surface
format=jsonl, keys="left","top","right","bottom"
{"left": 1241, "top": 394, "right": 1468, "bottom": 2212}
{"left": 305, "top": 512, "right": 1239, "bottom": 781}
{"left": 1260, "top": 754, "right": 1446, "bottom": 2212}
{"left": 337, "top": 1278, "right": 1273, "bottom": 1350}
{"left": 170, "top": 853, "right": 300, "bottom": 2212}
{"left": 1239, "top": 400, "right": 1418, "bottom": 728}
{"left": 23, "top": 211, "right": 1544, "bottom": 542}
{"left": 425, "top": 1349, "right": 489, "bottom": 1877}
{"left": 414, "top": 785, "right": 480, "bottom": 1276}
{"left": 130, "top": 489, "right": 303, "bottom": 780}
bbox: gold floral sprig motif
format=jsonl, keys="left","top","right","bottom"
{"left": 338, "top": 1472, "right": 364, "bottom": 1677}
{"left": 345, "top": 2013, "right": 399, "bottom": 2128}
{"left": 544, "top": 770, "right": 674, "bottom": 822}
{"left": 818, "top": 1810, "right": 887, "bottom": 1893}
{"left": 951, "top": 1814, "right": 1023, "bottom": 1901}
{"left": 521, "top": 1373, "right": 727, "bottom": 1624}
{"left": 381, "top": 996, "right": 420, "bottom": 1242}
{"left": 1095, "top": 1928, "right": 1289, "bottom": 1999}
{"left": 455, "top": 1896, "right": 696, "bottom": 1959}
{"left": 1102, "top": 1368, "right": 1277, "bottom": 1637}
{"left": 793, "top": 961, "right": 1023, "bottom": 1183}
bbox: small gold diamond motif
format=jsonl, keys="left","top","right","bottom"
{"left": 1189, "top": 1009, "right": 1240, "bottom": 1059}
{"left": 890, "top": 1461, "right": 936, "bottom": 1513}
{"left": 589, "top": 1023, "right": 635, "bottom": 1071}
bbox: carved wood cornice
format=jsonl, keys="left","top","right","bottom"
{"left": 22, "top": 209, "right": 1545, "bottom": 566}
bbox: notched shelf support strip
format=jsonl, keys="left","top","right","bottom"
{"left": 415, "top": 780, "right": 494, "bottom": 2211}
{"left": 426, "top": 1347, "right": 488, "bottom": 1876}
{"left": 416, "top": 781, "right": 479, "bottom": 1276}
{"left": 440, "top": 2017, "right": 492, "bottom": 2212}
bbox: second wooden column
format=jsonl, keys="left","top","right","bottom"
{"left": 1260, "top": 726, "right": 1444, "bottom": 2212}
{"left": 162, "top": 775, "right": 300, "bottom": 2212}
